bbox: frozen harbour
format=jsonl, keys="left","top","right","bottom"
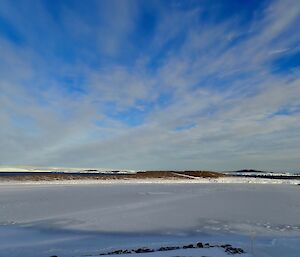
{"left": 0, "top": 182, "right": 299, "bottom": 257}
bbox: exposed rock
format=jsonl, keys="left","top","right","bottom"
{"left": 182, "top": 244, "right": 194, "bottom": 249}
{"left": 196, "top": 242, "right": 204, "bottom": 248}
{"left": 97, "top": 241, "right": 245, "bottom": 256}
{"left": 134, "top": 248, "right": 154, "bottom": 253}
{"left": 158, "top": 246, "right": 180, "bottom": 251}
{"left": 225, "top": 246, "right": 245, "bottom": 254}
{"left": 111, "top": 250, "right": 123, "bottom": 254}
{"left": 221, "top": 244, "right": 232, "bottom": 248}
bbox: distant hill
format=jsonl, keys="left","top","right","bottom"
{"left": 234, "top": 169, "right": 265, "bottom": 173}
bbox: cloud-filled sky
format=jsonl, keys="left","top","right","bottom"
{"left": 0, "top": 0, "right": 300, "bottom": 171}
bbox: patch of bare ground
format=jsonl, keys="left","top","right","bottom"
{"left": 182, "top": 171, "right": 226, "bottom": 178}
{"left": 0, "top": 170, "right": 226, "bottom": 182}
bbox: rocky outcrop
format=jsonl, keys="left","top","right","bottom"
{"left": 98, "top": 241, "right": 246, "bottom": 256}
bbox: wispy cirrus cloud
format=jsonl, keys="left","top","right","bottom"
{"left": 0, "top": 0, "right": 300, "bottom": 171}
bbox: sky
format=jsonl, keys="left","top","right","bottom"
{"left": 0, "top": 0, "right": 300, "bottom": 171}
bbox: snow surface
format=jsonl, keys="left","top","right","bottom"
{"left": 0, "top": 183, "right": 299, "bottom": 257}
{"left": 0, "top": 166, "right": 137, "bottom": 174}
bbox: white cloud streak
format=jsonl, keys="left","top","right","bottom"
{"left": 0, "top": 0, "right": 300, "bottom": 171}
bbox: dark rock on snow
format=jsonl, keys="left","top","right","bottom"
{"left": 196, "top": 242, "right": 204, "bottom": 248}
{"left": 134, "top": 248, "right": 154, "bottom": 253}
{"left": 97, "top": 241, "right": 245, "bottom": 255}
{"left": 183, "top": 244, "right": 195, "bottom": 249}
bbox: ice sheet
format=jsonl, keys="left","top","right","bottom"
{"left": 0, "top": 183, "right": 299, "bottom": 257}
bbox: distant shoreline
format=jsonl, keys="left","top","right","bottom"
{"left": 0, "top": 170, "right": 299, "bottom": 185}
{"left": 0, "top": 170, "right": 223, "bottom": 181}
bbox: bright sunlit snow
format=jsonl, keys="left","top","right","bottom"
{"left": 0, "top": 182, "right": 299, "bottom": 257}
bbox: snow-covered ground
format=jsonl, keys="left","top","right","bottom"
{"left": 0, "top": 166, "right": 137, "bottom": 174}
{"left": 0, "top": 183, "right": 299, "bottom": 257}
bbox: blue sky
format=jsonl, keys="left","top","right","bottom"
{"left": 0, "top": 0, "right": 300, "bottom": 171}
